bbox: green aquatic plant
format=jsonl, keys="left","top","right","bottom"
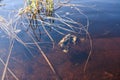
{"left": 18, "top": 0, "right": 55, "bottom": 41}
{"left": 19, "top": 0, "right": 54, "bottom": 17}
{"left": 46, "top": 0, "right": 54, "bottom": 16}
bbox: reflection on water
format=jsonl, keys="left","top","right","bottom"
{"left": 0, "top": 0, "right": 120, "bottom": 80}
{"left": 0, "top": 0, "right": 3, "bottom": 2}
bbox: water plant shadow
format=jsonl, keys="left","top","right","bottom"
{"left": 69, "top": 51, "right": 89, "bottom": 65}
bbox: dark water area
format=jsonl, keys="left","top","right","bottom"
{"left": 0, "top": 0, "right": 120, "bottom": 80}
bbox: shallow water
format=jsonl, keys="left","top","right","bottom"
{"left": 0, "top": 0, "right": 120, "bottom": 80}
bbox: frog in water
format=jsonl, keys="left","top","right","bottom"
{"left": 58, "top": 34, "right": 77, "bottom": 53}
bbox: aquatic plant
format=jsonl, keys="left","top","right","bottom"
{"left": 0, "top": 0, "right": 93, "bottom": 80}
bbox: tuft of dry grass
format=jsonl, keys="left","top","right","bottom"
{"left": 0, "top": 0, "right": 93, "bottom": 80}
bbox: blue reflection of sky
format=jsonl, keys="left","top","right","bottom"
{"left": 0, "top": 0, "right": 120, "bottom": 79}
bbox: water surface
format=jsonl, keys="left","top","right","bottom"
{"left": 0, "top": 0, "right": 120, "bottom": 80}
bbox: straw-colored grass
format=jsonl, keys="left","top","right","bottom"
{"left": 0, "top": 0, "right": 93, "bottom": 80}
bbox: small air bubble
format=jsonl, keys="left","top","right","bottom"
{"left": 71, "top": 7, "right": 73, "bottom": 9}
{"left": 66, "top": 12, "right": 70, "bottom": 15}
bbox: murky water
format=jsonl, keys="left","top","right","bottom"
{"left": 0, "top": 0, "right": 120, "bottom": 80}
